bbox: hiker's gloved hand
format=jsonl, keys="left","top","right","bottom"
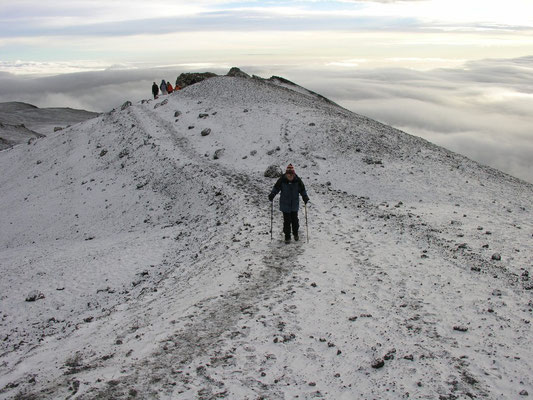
{"left": 268, "top": 194, "right": 274, "bottom": 202}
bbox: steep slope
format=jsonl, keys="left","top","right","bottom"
{"left": 0, "top": 76, "right": 532, "bottom": 399}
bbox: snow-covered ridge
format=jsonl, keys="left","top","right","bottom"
{"left": 0, "top": 74, "right": 531, "bottom": 399}
{"left": 0, "top": 101, "right": 99, "bottom": 150}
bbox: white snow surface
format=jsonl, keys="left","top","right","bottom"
{"left": 0, "top": 76, "right": 532, "bottom": 399}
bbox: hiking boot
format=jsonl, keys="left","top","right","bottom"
{"left": 285, "top": 236, "right": 291, "bottom": 244}
{"left": 294, "top": 234, "right": 299, "bottom": 241}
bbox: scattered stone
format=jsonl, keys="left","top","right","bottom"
{"left": 121, "top": 101, "right": 132, "bottom": 111}
{"left": 118, "top": 149, "right": 129, "bottom": 158}
{"left": 519, "top": 390, "right": 529, "bottom": 396}
{"left": 154, "top": 99, "right": 168, "bottom": 109}
{"left": 492, "top": 253, "right": 502, "bottom": 261}
{"left": 99, "top": 149, "right": 108, "bottom": 157}
{"left": 371, "top": 358, "right": 385, "bottom": 369}
{"left": 363, "top": 157, "right": 383, "bottom": 165}
{"left": 309, "top": 122, "right": 316, "bottom": 126}
{"left": 404, "top": 354, "right": 414, "bottom": 361}
{"left": 188, "top": 126, "right": 194, "bottom": 130}
{"left": 174, "top": 111, "right": 182, "bottom": 117}
{"left": 264, "top": 165, "right": 283, "bottom": 178}
{"left": 348, "top": 316, "right": 358, "bottom": 322}
{"left": 213, "top": 148, "right": 225, "bottom": 160}
{"left": 266, "top": 146, "right": 281, "bottom": 155}
{"left": 25, "top": 290, "right": 45, "bottom": 302}
{"left": 54, "top": 127, "right": 63, "bottom": 132}
{"left": 384, "top": 349, "right": 396, "bottom": 360}
{"left": 201, "top": 128, "right": 211, "bottom": 136}
{"left": 453, "top": 325, "right": 468, "bottom": 332}
{"left": 198, "top": 113, "right": 209, "bottom": 119}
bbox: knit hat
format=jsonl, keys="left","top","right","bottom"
{"left": 286, "top": 163, "right": 295, "bottom": 174}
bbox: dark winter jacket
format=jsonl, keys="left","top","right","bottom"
{"left": 152, "top": 83, "right": 159, "bottom": 97}
{"left": 269, "top": 174, "right": 309, "bottom": 213}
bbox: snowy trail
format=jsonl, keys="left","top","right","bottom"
{"left": 1, "top": 76, "right": 532, "bottom": 399}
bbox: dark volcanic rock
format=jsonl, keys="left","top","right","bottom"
{"left": 264, "top": 165, "right": 283, "bottom": 178}
{"left": 226, "top": 67, "right": 251, "bottom": 78}
{"left": 175, "top": 72, "right": 218, "bottom": 89}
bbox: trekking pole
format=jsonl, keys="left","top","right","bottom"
{"left": 270, "top": 201, "right": 273, "bottom": 241}
{"left": 305, "top": 203, "right": 309, "bottom": 243}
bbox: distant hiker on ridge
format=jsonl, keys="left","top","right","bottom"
{"left": 269, "top": 164, "right": 309, "bottom": 243}
{"left": 160, "top": 80, "right": 167, "bottom": 95}
{"left": 152, "top": 82, "right": 159, "bottom": 99}
{"left": 166, "top": 81, "right": 173, "bottom": 94}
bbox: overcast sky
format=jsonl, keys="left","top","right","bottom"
{"left": 1, "top": 0, "right": 532, "bottom": 183}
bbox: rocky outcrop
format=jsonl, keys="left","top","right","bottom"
{"left": 226, "top": 67, "right": 251, "bottom": 78}
{"left": 175, "top": 67, "right": 251, "bottom": 89}
{"left": 175, "top": 72, "right": 218, "bottom": 89}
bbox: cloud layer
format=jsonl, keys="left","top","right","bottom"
{"left": 295, "top": 57, "right": 533, "bottom": 183}
{"left": 0, "top": 57, "right": 532, "bottom": 184}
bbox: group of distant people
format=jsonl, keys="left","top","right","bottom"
{"left": 152, "top": 80, "right": 181, "bottom": 99}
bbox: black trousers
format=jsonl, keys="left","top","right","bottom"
{"left": 283, "top": 212, "right": 299, "bottom": 239}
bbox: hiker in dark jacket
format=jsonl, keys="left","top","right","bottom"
{"left": 269, "top": 163, "right": 309, "bottom": 243}
{"left": 152, "top": 82, "right": 159, "bottom": 99}
{"left": 160, "top": 80, "right": 167, "bottom": 95}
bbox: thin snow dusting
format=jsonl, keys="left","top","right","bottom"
{"left": 0, "top": 75, "right": 532, "bottom": 399}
